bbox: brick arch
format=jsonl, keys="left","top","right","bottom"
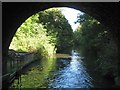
{"left": 2, "top": 2, "right": 119, "bottom": 75}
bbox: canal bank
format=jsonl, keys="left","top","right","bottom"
{"left": 2, "top": 50, "right": 39, "bottom": 88}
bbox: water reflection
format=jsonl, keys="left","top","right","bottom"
{"left": 49, "top": 50, "right": 93, "bottom": 88}
{"left": 11, "top": 57, "right": 57, "bottom": 88}
{"left": 11, "top": 50, "right": 93, "bottom": 88}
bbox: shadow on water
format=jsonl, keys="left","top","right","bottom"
{"left": 10, "top": 49, "right": 115, "bottom": 88}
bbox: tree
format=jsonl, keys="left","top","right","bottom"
{"left": 9, "top": 13, "right": 56, "bottom": 58}
{"left": 38, "top": 8, "right": 73, "bottom": 52}
{"left": 74, "top": 13, "right": 118, "bottom": 78}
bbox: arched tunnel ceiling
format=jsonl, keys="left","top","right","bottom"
{"left": 2, "top": 2, "right": 119, "bottom": 55}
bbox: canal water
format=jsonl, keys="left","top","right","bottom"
{"left": 49, "top": 50, "right": 93, "bottom": 88}
{"left": 10, "top": 49, "right": 113, "bottom": 88}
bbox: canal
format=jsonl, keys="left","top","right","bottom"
{"left": 10, "top": 49, "right": 114, "bottom": 88}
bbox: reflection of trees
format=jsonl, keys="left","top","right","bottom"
{"left": 12, "top": 57, "right": 57, "bottom": 88}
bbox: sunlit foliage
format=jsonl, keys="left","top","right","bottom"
{"left": 38, "top": 8, "right": 73, "bottom": 52}
{"left": 9, "top": 14, "right": 56, "bottom": 58}
{"left": 9, "top": 8, "right": 73, "bottom": 59}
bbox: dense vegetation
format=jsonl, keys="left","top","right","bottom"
{"left": 9, "top": 8, "right": 73, "bottom": 59}
{"left": 9, "top": 14, "right": 56, "bottom": 59}
{"left": 38, "top": 8, "right": 73, "bottom": 52}
{"left": 73, "top": 13, "right": 118, "bottom": 81}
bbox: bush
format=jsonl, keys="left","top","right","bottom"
{"left": 9, "top": 13, "right": 57, "bottom": 59}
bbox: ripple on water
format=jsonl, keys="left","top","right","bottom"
{"left": 49, "top": 50, "right": 93, "bottom": 88}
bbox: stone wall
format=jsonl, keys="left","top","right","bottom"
{"left": 8, "top": 49, "right": 37, "bottom": 74}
